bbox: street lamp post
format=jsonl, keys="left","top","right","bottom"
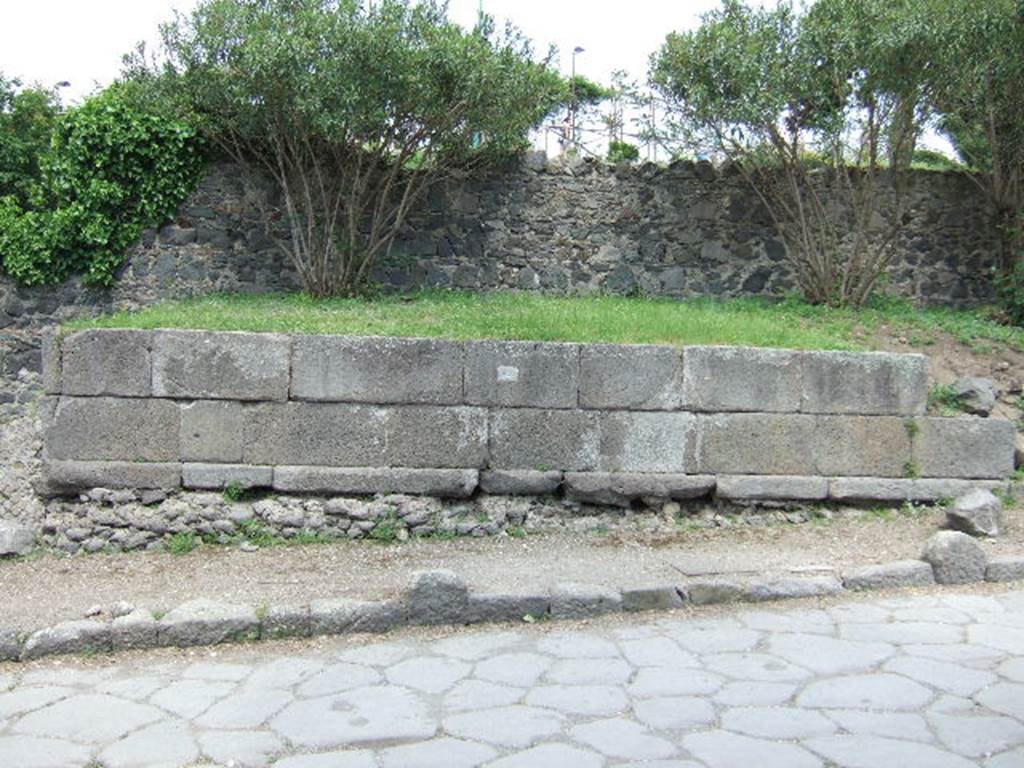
{"left": 570, "top": 46, "right": 584, "bottom": 148}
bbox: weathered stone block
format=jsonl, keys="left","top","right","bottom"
{"left": 913, "top": 418, "right": 1016, "bottom": 479}
{"left": 829, "top": 477, "right": 913, "bottom": 503}
{"left": 22, "top": 620, "right": 111, "bottom": 660}
{"left": 40, "top": 326, "right": 61, "bottom": 394}
{"left": 745, "top": 575, "right": 843, "bottom": 601}
{"left": 579, "top": 344, "right": 684, "bottom": 410}
{"left": 180, "top": 400, "right": 244, "bottom": 462}
{"left": 41, "top": 460, "right": 181, "bottom": 494}
{"left": 309, "top": 599, "right": 405, "bottom": 635}
{"left": 946, "top": 488, "right": 1003, "bottom": 537}
{"left": 158, "top": 598, "right": 260, "bottom": 647}
{"left": 814, "top": 416, "right": 911, "bottom": 477}
{"left": 407, "top": 570, "right": 469, "bottom": 625}
{"left": 910, "top": 478, "right": 1009, "bottom": 502}
{"left": 45, "top": 396, "right": 179, "bottom": 462}
{"left": 549, "top": 583, "right": 622, "bottom": 619}
{"left": 110, "top": 609, "right": 159, "bottom": 651}
{"left": 564, "top": 473, "right": 715, "bottom": 507}
{"left": 698, "top": 413, "right": 817, "bottom": 475}
{"left": 986, "top": 556, "right": 1024, "bottom": 583}
{"left": 384, "top": 406, "right": 488, "bottom": 468}
{"left": 489, "top": 408, "right": 600, "bottom": 471}
{"left": 0, "top": 521, "right": 34, "bottom": 556}
{"left": 479, "top": 470, "right": 562, "bottom": 496}
{"left": 598, "top": 411, "right": 696, "bottom": 473}
{"left": 922, "top": 531, "right": 987, "bottom": 584}
{"left": 183, "top": 463, "right": 273, "bottom": 490}
{"left": 61, "top": 329, "right": 152, "bottom": 397}
{"left": 291, "top": 335, "right": 462, "bottom": 404}
{"left": 683, "top": 346, "right": 801, "bottom": 412}
{"left": 465, "top": 340, "right": 578, "bottom": 408}
{"left": 0, "top": 628, "right": 19, "bottom": 661}
{"left": 152, "top": 330, "right": 290, "bottom": 401}
{"left": 622, "top": 586, "right": 686, "bottom": 612}
{"left": 683, "top": 579, "right": 745, "bottom": 605}
{"left": 464, "top": 594, "right": 550, "bottom": 623}
{"left": 273, "top": 467, "right": 478, "bottom": 498}
{"left": 716, "top": 475, "right": 829, "bottom": 502}
{"left": 262, "top": 605, "right": 312, "bottom": 639}
{"left": 842, "top": 560, "right": 935, "bottom": 591}
{"left": 801, "top": 350, "right": 928, "bottom": 415}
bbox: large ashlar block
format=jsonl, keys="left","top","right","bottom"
{"left": 273, "top": 467, "right": 478, "bottom": 498}
{"left": 913, "top": 417, "right": 1016, "bottom": 479}
{"left": 182, "top": 463, "right": 273, "bottom": 490}
{"left": 465, "top": 340, "right": 579, "bottom": 408}
{"left": 180, "top": 400, "right": 245, "bottom": 462}
{"left": 243, "top": 403, "right": 487, "bottom": 468}
{"left": 697, "top": 413, "right": 817, "bottom": 475}
{"left": 683, "top": 345, "right": 802, "bottom": 412}
{"left": 151, "top": 330, "right": 290, "bottom": 401}
{"left": 291, "top": 335, "right": 463, "bottom": 404}
{"left": 489, "top": 408, "right": 600, "bottom": 470}
{"left": 801, "top": 350, "right": 928, "bottom": 415}
{"left": 578, "top": 344, "right": 685, "bottom": 410}
{"left": 44, "top": 396, "right": 180, "bottom": 462}
{"left": 814, "top": 416, "right": 912, "bottom": 477}
{"left": 598, "top": 411, "right": 696, "bottom": 473}
{"left": 40, "top": 327, "right": 61, "bottom": 394}
{"left": 43, "top": 460, "right": 181, "bottom": 494}
{"left": 716, "top": 475, "right": 829, "bottom": 502}
{"left": 61, "top": 329, "right": 152, "bottom": 397}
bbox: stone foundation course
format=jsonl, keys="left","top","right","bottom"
{"left": 40, "top": 329, "right": 1016, "bottom": 505}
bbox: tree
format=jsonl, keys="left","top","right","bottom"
{"left": 0, "top": 75, "right": 61, "bottom": 206}
{"left": 141, "top": 0, "right": 563, "bottom": 297}
{"left": 650, "top": 0, "right": 923, "bottom": 307}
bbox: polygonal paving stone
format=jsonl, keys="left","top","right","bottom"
{"left": 546, "top": 658, "right": 633, "bottom": 685}
{"left": 0, "top": 736, "right": 91, "bottom": 768}
{"left": 825, "top": 710, "right": 933, "bottom": 742}
{"left": 929, "top": 713, "right": 1024, "bottom": 759}
{"left": 13, "top": 694, "right": 163, "bottom": 743}
{"left": 195, "top": 688, "right": 293, "bottom": 729}
{"left": 198, "top": 729, "right": 284, "bottom": 768}
{"left": 273, "top": 751, "right": 376, "bottom": 768}
{"left": 883, "top": 656, "right": 997, "bottom": 697}
{"left": 385, "top": 656, "right": 471, "bottom": 694}
{"left": 720, "top": 706, "right": 837, "bottom": 739}
{"left": 804, "top": 734, "right": 975, "bottom": 768}
{"left": 976, "top": 683, "right": 1024, "bottom": 721}
{"left": 474, "top": 653, "right": 552, "bottom": 687}
{"left": 535, "top": 633, "right": 621, "bottom": 658}
{"left": 892, "top": 607, "right": 972, "bottom": 625}
{"left": 618, "top": 762, "right": 703, "bottom": 768}
{"left": 430, "top": 632, "right": 523, "bottom": 661}
{"left": 486, "top": 743, "right": 605, "bottom": 768}
{"left": 296, "top": 663, "right": 383, "bottom": 697}
{"left": 443, "top": 679, "right": 523, "bottom": 712}
{"left": 443, "top": 705, "right": 563, "bottom": 748}
{"left": 19, "top": 668, "right": 115, "bottom": 687}
{"left": 940, "top": 594, "right": 1007, "bottom": 616}
{"left": 998, "top": 658, "right": 1024, "bottom": 682}
{"left": 740, "top": 608, "right": 835, "bottom": 635}
{"left": 766, "top": 634, "right": 894, "bottom": 676}
{"left": 797, "top": 673, "right": 934, "bottom": 710}
{"left": 714, "top": 681, "right": 797, "bottom": 707}
{"left": 628, "top": 667, "right": 724, "bottom": 697}
{"left": 828, "top": 603, "right": 892, "bottom": 624}
{"left": 987, "top": 747, "right": 1024, "bottom": 768}
{"left": 150, "top": 679, "right": 236, "bottom": 719}
{"left": 182, "top": 661, "right": 253, "bottom": 681}
{"left": 618, "top": 637, "right": 695, "bottom": 667}
{"left": 571, "top": 718, "right": 677, "bottom": 760}
{"left": 969, "top": 624, "right": 1024, "bottom": 655}
{"left": 244, "top": 657, "right": 325, "bottom": 689}
{"left": 0, "top": 687, "right": 74, "bottom": 720}
{"left": 379, "top": 737, "right": 497, "bottom": 768}
{"left": 525, "top": 684, "right": 629, "bottom": 716}
{"left": 929, "top": 694, "right": 979, "bottom": 715}
{"left": 841, "top": 621, "right": 963, "bottom": 645}
{"left": 272, "top": 686, "right": 436, "bottom": 749}
{"left": 633, "top": 696, "right": 716, "bottom": 730}
{"left": 683, "top": 730, "right": 822, "bottom": 768}
{"left": 702, "top": 652, "right": 813, "bottom": 682}
{"left": 99, "top": 720, "right": 199, "bottom": 768}
{"left": 336, "top": 642, "right": 416, "bottom": 666}
{"left": 666, "top": 627, "right": 761, "bottom": 654}
{"left": 98, "top": 676, "right": 167, "bottom": 701}
{"left": 903, "top": 643, "right": 1005, "bottom": 665}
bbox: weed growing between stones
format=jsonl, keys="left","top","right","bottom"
{"left": 167, "top": 532, "right": 198, "bottom": 556}
{"left": 903, "top": 460, "right": 922, "bottom": 479}
{"left": 928, "top": 383, "right": 967, "bottom": 416}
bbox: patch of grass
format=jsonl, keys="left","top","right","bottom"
{"left": 903, "top": 460, "right": 922, "bottom": 480}
{"left": 223, "top": 482, "right": 249, "bottom": 503}
{"left": 235, "top": 519, "right": 283, "bottom": 547}
{"left": 368, "top": 516, "right": 399, "bottom": 543}
{"left": 289, "top": 530, "right": 336, "bottom": 545}
{"left": 507, "top": 525, "right": 528, "bottom": 538}
{"left": 167, "top": 532, "right": 199, "bottom": 555}
{"left": 928, "top": 384, "right": 966, "bottom": 416}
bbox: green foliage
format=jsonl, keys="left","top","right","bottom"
{"left": 565, "top": 74, "right": 614, "bottom": 107}
{"left": 995, "top": 259, "right": 1024, "bottom": 326}
{"left": 0, "top": 75, "right": 61, "bottom": 206}
{"left": 369, "top": 515, "right": 399, "bottom": 543}
{"left": 928, "top": 383, "right": 966, "bottom": 415}
{"left": 223, "top": 482, "right": 247, "bottom": 503}
{"left": 607, "top": 140, "right": 640, "bottom": 163}
{"left": 142, "top": 0, "right": 563, "bottom": 297}
{"left": 910, "top": 149, "right": 967, "bottom": 172}
{"left": 167, "top": 532, "right": 199, "bottom": 555}
{"left": 0, "top": 85, "right": 205, "bottom": 286}
{"left": 902, "top": 460, "right": 921, "bottom": 480}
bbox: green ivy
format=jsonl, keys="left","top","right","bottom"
{"left": 0, "top": 84, "right": 205, "bottom": 286}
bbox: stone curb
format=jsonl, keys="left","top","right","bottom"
{"left": 2, "top": 544, "right": 1022, "bottom": 664}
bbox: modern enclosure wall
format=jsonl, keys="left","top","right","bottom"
{"left": 40, "top": 329, "right": 1016, "bottom": 505}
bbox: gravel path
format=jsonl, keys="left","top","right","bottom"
{"left": 1, "top": 586, "right": 1022, "bottom": 767}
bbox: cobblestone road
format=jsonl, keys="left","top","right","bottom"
{"left": 1, "top": 589, "right": 1023, "bottom": 767}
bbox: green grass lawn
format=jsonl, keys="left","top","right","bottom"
{"left": 67, "top": 290, "right": 1024, "bottom": 352}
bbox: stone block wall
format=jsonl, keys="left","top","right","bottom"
{"left": 40, "top": 330, "right": 1017, "bottom": 505}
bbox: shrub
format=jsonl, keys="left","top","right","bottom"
{"left": 0, "top": 74, "right": 61, "bottom": 206}
{"left": 996, "top": 259, "right": 1024, "bottom": 326}
{"left": 607, "top": 140, "right": 640, "bottom": 163}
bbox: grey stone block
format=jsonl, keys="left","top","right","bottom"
{"left": 682, "top": 579, "right": 745, "bottom": 606}
{"left": 180, "top": 400, "right": 244, "bottom": 462}
{"left": 61, "top": 329, "right": 152, "bottom": 397}
{"left": 385, "top": 406, "right": 488, "bottom": 468}
{"left": 273, "top": 467, "right": 479, "bottom": 498}
{"left": 0, "top": 521, "right": 34, "bottom": 556}
{"left": 41, "top": 460, "right": 181, "bottom": 494}
{"left": 464, "top": 594, "right": 550, "bottom": 623}
{"left": 698, "top": 413, "right": 817, "bottom": 475}
{"left": 0, "top": 628, "right": 20, "bottom": 661}
{"left": 913, "top": 417, "right": 1016, "bottom": 479}
{"left": 579, "top": 344, "right": 684, "bottom": 410}
{"left": 683, "top": 345, "right": 801, "bottom": 412}
{"left": 489, "top": 408, "right": 600, "bottom": 471}
{"left": 815, "top": 416, "right": 912, "bottom": 478}
{"left": 465, "top": 340, "right": 579, "bottom": 408}
{"left": 110, "top": 609, "right": 159, "bottom": 651}
{"left": 598, "top": 411, "right": 696, "bottom": 473}
{"left": 946, "top": 488, "right": 1004, "bottom": 537}
{"left": 309, "top": 599, "right": 404, "bottom": 635}
{"left": 407, "top": 570, "right": 469, "bottom": 625}
{"left": 716, "top": 475, "right": 828, "bottom": 502}
{"left": 842, "top": 560, "right": 936, "bottom": 591}
{"left": 986, "top": 556, "right": 1024, "bottom": 583}
{"left": 801, "top": 350, "right": 928, "bottom": 415}
{"left": 45, "top": 396, "right": 180, "bottom": 462}
{"left": 41, "top": 326, "right": 61, "bottom": 394}
{"left": 262, "top": 605, "right": 312, "bottom": 639}
{"left": 921, "top": 531, "right": 987, "bottom": 585}
{"left": 158, "top": 598, "right": 260, "bottom": 647}
{"left": 745, "top": 575, "right": 843, "bottom": 601}
{"left": 622, "top": 586, "right": 686, "bottom": 612}
{"left": 22, "top": 620, "right": 111, "bottom": 660}
{"left": 183, "top": 463, "right": 273, "bottom": 490}
{"left": 909, "top": 478, "right": 1009, "bottom": 502}
{"left": 479, "top": 470, "right": 562, "bottom": 495}
{"left": 952, "top": 376, "right": 997, "bottom": 416}
{"left": 829, "top": 477, "right": 913, "bottom": 503}
{"left": 564, "top": 473, "right": 715, "bottom": 507}
{"left": 549, "top": 583, "right": 622, "bottom": 619}
{"left": 291, "top": 335, "right": 462, "bottom": 404}
{"left": 152, "top": 330, "right": 290, "bottom": 401}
